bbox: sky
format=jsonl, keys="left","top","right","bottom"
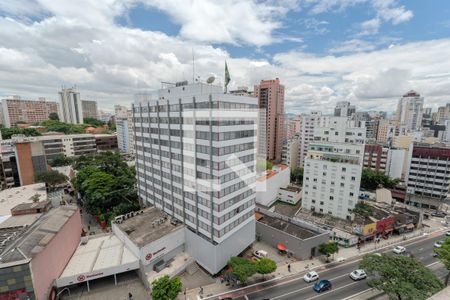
{"left": 0, "top": 0, "right": 450, "bottom": 114}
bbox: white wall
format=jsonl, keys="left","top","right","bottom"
{"left": 256, "top": 166, "right": 290, "bottom": 206}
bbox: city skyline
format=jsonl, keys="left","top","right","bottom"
{"left": 0, "top": 1, "right": 449, "bottom": 114}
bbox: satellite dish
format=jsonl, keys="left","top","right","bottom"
{"left": 206, "top": 76, "right": 215, "bottom": 84}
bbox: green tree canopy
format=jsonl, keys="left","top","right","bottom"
{"left": 353, "top": 201, "right": 373, "bottom": 218}
{"left": 151, "top": 275, "right": 182, "bottom": 300}
{"left": 255, "top": 258, "right": 277, "bottom": 277}
{"left": 40, "top": 120, "right": 86, "bottom": 134}
{"left": 319, "top": 242, "right": 339, "bottom": 262}
{"left": 228, "top": 257, "right": 257, "bottom": 284}
{"left": 290, "top": 168, "right": 304, "bottom": 184}
{"left": 361, "top": 168, "right": 400, "bottom": 190}
{"left": 435, "top": 237, "right": 450, "bottom": 285}
{"left": 83, "top": 117, "right": 105, "bottom": 127}
{"left": 0, "top": 127, "right": 42, "bottom": 139}
{"left": 48, "top": 154, "right": 73, "bottom": 167}
{"left": 73, "top": 152, "right": 138, "bottom": 217}
{"left": 35, "top": 170, "right": 68, "bottom": 191}
{"left": 360, "top": 254, "right": 443, "bottom": 300}
{"left": 48, "top": 112, "right": 59, "bottom": 121}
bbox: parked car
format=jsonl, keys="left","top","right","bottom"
{"left": 434, "top": 240, "right": 444, "bottom": 248}
{"left": 446, "top": 231, "right": 450, "bottom": 236}
{"left": 303, "top": 271, "right": 319, "bottom": 283}
{"left": 431, "top": 211, "right": 447, "bottom": 218}
{"left": 253, "top": 250, "right": 268, "bottom": 259}
{"left": 393, "top": 245, "right": 406, "bottom": 254}
{"left": 350, "top": 269, "right": 367, "bottom": 281}
{"left": 313, "top": 279, "right": 332, "bottom": 293}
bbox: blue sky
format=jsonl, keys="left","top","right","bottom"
{"left": 0, "top": 0, "right": 450, "bottom": 113}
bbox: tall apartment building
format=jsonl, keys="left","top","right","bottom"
{"left": 297, "top": 112, "right": 329, "bottom": 168}
{"left": 59, "top": 87, "right": 83, "bottom": 124}
{"left": 115, "top": 105, "right": 129, "bottom": 119}
{"left": 81, "top": 100, "right": 98, "bottom": 119}
{"left": 116, "top": 110, "right": 135, "bottom": 154}
{"left": 286, "top": 116, "right": 301, "bottom": 140}
{"left": 1, "top": 97, "right": 59, "bottom": 128}
{"left": 281, "top": 136, "right": 299, "bottom": 169}
{"left": 133, "top": 82, "right": 257, "bottom": 274}
{"left": 334, "top": 101, "right": 356, "bottom": 117}
{"left": 254, "top": 78, "right": 284, "bottom": 162}
{"left": 436, "top": 104, "right": 450, "bottom": 124}
{"left": 302, "top": 117, "right": 365, "bottom": 220}
{"left": 405, "top": 143, "right": 450, "bottom": 209}
{"left": 376, "top": 120, "right": 407, "bottom": 146}
{"left": 395, "top": 90, "right": 424, "bottom": 131}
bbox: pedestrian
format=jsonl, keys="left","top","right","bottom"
{"left": 128, "top": 292, "right": 133, "bottom": 300}
{"left": 199, "top": 286, "right": 204, "bottom": 294}
{"left": 287, "top": 264, "right": 291, "bottom": 272}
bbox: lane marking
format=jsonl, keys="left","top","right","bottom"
{"left": 307, "top": 281, "right": 361, "bottom": 300}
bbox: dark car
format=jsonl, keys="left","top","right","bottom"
{"left": 431, "top": 211, "right": 447, "bottom": 218}
{"left": 313, "top": 280, "right": 332, "bottom": 293}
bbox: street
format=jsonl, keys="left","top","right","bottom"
{"left": 230, "top": 233, "right": 448, "bottom": 300}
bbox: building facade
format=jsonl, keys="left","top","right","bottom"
{"left": 405, "top": 144, "right": 450, "bottom": 209}
{"left": 281, "top": 137, "right": 299, "bottom": 169}
{"left": 254, "top": 78, "right": 284, "bottom": 162}
{"left": 133, "top": 82, "right": 257, "bottom": 274}
{"left": 116, "top": 110, "right": 135, "bottom": 154}
{"left": 297, "top": 112, "right": 329, "bottom": 168}
{"left": 395, "top": 90, "right": 424, "bottom": 131}
{"left": 334, "top": 101, "right": 356, "bottom": 117}
{"left": 81, "top": 100, "right": 98, "bottom": 119}
{"left": 302, "top": 117, "right": 365, "bottom": 220}
{"left": 59, "top": 88, "right": 83, "bottom": 124}
{"left": 1, "top": 97, "right": 59, "bottom": 128}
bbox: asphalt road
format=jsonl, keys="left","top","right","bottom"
{"left": 237, "top": 233, "right": 448, "bottom": 300}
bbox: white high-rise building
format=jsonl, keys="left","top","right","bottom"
{"left": 58, "top": 87, "right": 83, "bottom": 124}
{"left": 297, "top": 112, "right": 329, "bottom": 168}
{"left": 133, "top": 82, "right": 257, "bottom": 274}
{"left": 116, "top": 109, "right": 135, "bottom": 154}
{"left": 395, "top": 90, "right": 424, "bottom": 131}
{"left": 302, "top": 117, "right": 365, "bottom": 220}
{"left": 334, "top": 101, "right": 356, "bottom": 117}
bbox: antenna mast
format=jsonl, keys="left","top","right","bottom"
{"left": 192, "top": 48, "right": 196, "bottom": 83}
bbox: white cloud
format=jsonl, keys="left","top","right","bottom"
{"left": 329, "top": 39, "right": 376, "bottom": 54}
{"left": 0, "top": 0, "right": 448, "bottom": 115}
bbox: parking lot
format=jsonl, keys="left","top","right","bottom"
{"left": 242, "top": 240, "right": 297, "bottom": 265}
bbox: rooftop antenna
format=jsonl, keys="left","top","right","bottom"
{"left": 192, "top": 48, "right": 195, "bottom": 84}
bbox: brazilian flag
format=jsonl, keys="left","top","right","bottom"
{"left": 225, "top": 61, "right": 231, "bottom": 93}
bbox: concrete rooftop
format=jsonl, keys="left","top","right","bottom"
{"left": 117, "top": 207, "right": 184, "bottom": 247}
{"left": 257, "top": 213, "right": 319, "bottom": 240}
{"left": 0, "top": 183, "right": 47, "bottom": 216}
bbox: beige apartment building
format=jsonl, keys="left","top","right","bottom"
{"left": 1, "top": 96, "right": 59, "bottom": 128}
{"left": 254, "top": 78, "right": 285, "bottom": 162}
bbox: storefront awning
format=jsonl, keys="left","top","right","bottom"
{"left": 277, "top": 243, "right": 287, "bottom": 251}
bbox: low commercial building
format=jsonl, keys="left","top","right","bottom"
{"left": 255, "top": 208, "right": 330, "bottom": 260}
{"left": 0, "top": 206, "right": 81, "bottom": 300}
{"left": 256, "top": 164, "right": 300, "bottom": 206}
{"left": 94, "top": 134, "right": 118, "bottom": 152}
{"left": 0, "top": 183, "right": 47, "bottom": 218}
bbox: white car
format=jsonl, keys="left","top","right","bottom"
{"left": 434, "top": 240, "right": 444, "bottom": 248}
{"left": 393, "top": 246, "right": 406, "bottom": 254}
{"left": 446, "top": 231, "right": 450, "bottom": 236}
{"left": 350, "top": 269, "right": 367, "bottom": 281}
{"left": 304, "top": 271, "right": 319, "bottom": 283}
{"left": 253, "top": 250, "right": 268, "bottom": 259}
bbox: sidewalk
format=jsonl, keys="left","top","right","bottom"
{"left": 183, "top": 227, "right": 440, "bottom": 300}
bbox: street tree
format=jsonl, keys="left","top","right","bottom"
{"left": 319, "top": 242, "right": 339, "bottom": 262}
{"left": 435, "top": 237, "right": 450, "bottom": 285}
{"left": 255, "top": 258, "right": 277, "bottom": 279}
{"left": 361, "top": 168, "right": 400, "bottom": 190}
{"left": 360, "top": 254, "right": 443, "bottom": 300}
{"left": 35, "top": 170, "right": 68, "bottom": 191}
{"left": 228, "top": 257, "right": 257, "bottom": 284}
{"left": 151, "top": 275, "right": 182, "bottom": 300}
{"left": 48, "top": 112, "right": 59, "bottom": 121}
